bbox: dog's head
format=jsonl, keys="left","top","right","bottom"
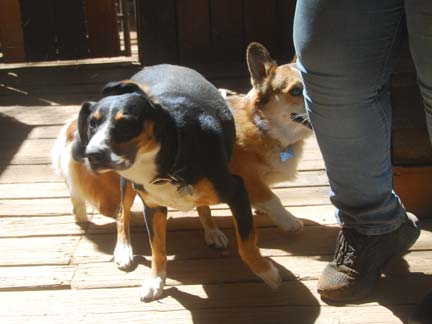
{"left": 72, "top": 81, "right": 160, "bottom": 173}
{"left": 246, "top": 42, "right": 312, "bottom": 145}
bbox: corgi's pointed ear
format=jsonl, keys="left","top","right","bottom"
{"left": 291, "top": 54, "right": 298, "bottom": 64}
{"left": 101, "top": 80, "right": 144, "bottom": 98}
{"left": 246, "top": 42, "right": 276, "bottom": 100}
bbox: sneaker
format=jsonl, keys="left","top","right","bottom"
{"left": 317, "top": 213, "right": 420, "bottom": 302}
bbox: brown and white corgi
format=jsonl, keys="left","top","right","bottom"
{"left": 225, "top": 42, "right": 313, "bottom": 231}
{"left": 198, "top": 42, "right": 313, "bottom": 250}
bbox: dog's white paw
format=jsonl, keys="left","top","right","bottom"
{"left": 273, "top": 214, "right": 304, "bottom": 233}
{"left": 114, "top": 242, "right": 134, "bottom": 271}
{"left": 257, "top": 261, "right": 282, "bottom": 289}
{"left": 72, "top": 203, "right": 88, "bottom": 223}
{"left": 254, "top": 197, "right": 304, "bottom": 233}
{"left": 204, "top": 228, "right": 229, "bottom": 249}
{"left": 140, "top": 276, "right": 165, "bottom": 302}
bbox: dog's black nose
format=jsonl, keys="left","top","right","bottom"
{"left": 86, "top": 149, "right": 108, "bottom": 164}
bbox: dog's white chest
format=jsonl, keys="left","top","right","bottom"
{"left": 145, "top": 181, "right": 197, "bottom": 211}
{"left": 118, "top": 149, "right": 197, "bottom": 211}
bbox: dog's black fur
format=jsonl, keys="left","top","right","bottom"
{"left": 73, "top": 64, "right": 253, "bottom": 237}
{"left": 69, "top": 64, "right": 281, "bottom": 300}
{"left": 74, "top": 65, "right": 235, "bottom": 188}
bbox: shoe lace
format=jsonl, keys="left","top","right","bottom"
{"left": 335, "top": 229, "right": 356, "bottom": 266}
{"left": 334, "top": 229, "right": 381, "bottom": 269}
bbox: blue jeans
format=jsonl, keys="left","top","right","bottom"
{"left": 293, "top": 0, "right": 432, "bottom": 235}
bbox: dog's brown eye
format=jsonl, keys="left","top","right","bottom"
{"left": 89, "top": 117, "right": 97, "bottom": 129}
{"left": 289, "top": 86, "right": 303, "bottom": 97}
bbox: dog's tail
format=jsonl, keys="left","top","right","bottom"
{"left": 51, "top": 116, "right": 77, "bottom": 176}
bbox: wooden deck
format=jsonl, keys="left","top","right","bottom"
{"left": 1, "top": 63, "right": 431, "bottom": 324}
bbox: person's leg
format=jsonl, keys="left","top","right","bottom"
{"left": 294, "top": 0, "right": 406, "bottom": 234}
{"left": 405, "top": 0, "right": 432, "bottom": 141}
{"left": 294, "top": 0, "right": 420, "bottom": 301}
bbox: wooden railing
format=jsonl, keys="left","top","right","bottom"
{"left": 0, "top": 0, "right": 132, "bottom": 63}
{"left": 136, "top": 0, "right": 297, "bottom": 66}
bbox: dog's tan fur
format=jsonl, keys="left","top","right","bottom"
{"left": 52, "top": 42, "right": 311, "bottom": 294}
{"left": 200, "top": 43, "right": 312, "bottom": 236}
{"left": 52, "top": 117, "right": 138, "bottom": 270}
{"left": 51, "top": 119, "right": 122, "bottom": 221}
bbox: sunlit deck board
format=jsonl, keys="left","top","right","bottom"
{"left": 1, "top": 278, "right": 431, "bottom": 323}
{"left": 0, "top": 63, "right": 430, "bottom": 324}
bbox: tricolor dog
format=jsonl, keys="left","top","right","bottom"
{"left": 52, "top": 42, "right": 312, "bottom": 301}
{"left": 66, "top": 64, "right": 281, "bottom": 301}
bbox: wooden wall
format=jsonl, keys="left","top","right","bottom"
{"left": 0, "top": 0, "right": 121, "bottom": 62}
{"left": 0, "top": 0, "right": 25, "bottom": 63}
{"left": 391, "top": 30, "right": 432, "bottom": 218}
{"left": 391, "top": 40, "right": 432, "bottom": 166}
{"left": 136, "top": 0, "right": 297, "bottom": 66}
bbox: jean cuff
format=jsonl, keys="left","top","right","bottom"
{"left": 343, "top": 212, "right": 407, "bottom": 236}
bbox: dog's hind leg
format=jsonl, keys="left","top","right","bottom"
{"left": 197, "top": 206, "right": 228, "bottom": 249}
{"left": 114, "top": 178, "right": 136, "bottom": 271}
{"left": 70, "top": 195, "right": 87, "bottom": 223}
{"left": 221, "top": 175, "right": 281, "bottom": 289}
{"left": 137, "top": 196, "right": 167, "bottom": 302}
{"left": 64, "top": 158, "right": 88, "bottom": 223}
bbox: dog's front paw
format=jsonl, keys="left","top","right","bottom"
{"left": 114, "top": 242, "right": 134, "bottom": 271}
{"left": 204, "top": 228, "right": 229, "bottom": 249}
{"left": 254, "top": 198, "right": 304, "bottom": 233}
{"left": 257, "top": 261, "right": 282, "bottom": 289}
{"left": 276, "top": 215, "right": 304, "bottom": 233}
{"left": 140, "top": 276, "right": 165, "bottom": 302}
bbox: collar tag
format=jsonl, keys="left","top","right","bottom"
{"left": 280, "top": 147, "right": 295, "bottom": 162}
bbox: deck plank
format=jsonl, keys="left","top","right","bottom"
{"left": 87, "top": 204, "right": 339, "bottom": 235}
{"left": 71, "top": 224, "right": 432, "bottom": 265}
{"left": 0, "top": 171, "right": 329, "bottom": 198}
{"left": 0, "top": 164, "right": 62, "bottom": 184}
{"left": 1, "top": 64, "right": 431, "bottom": 324}
{"left": 0, "top": 265, "right": 76, "bottom": 290}
{"left": 0, "top": 105, "right": 80, "bottom": 125}
{"left": 0, "top": 215, "right": 86, "bottom": 238}
{"left": 0, "top": 163, "right": 326, "bottom": 185}
{"left": 0, "top": 236, "right": 81, "bottom": 266}
{"left": 71, "top": 250, "right": 431, "bottom": 290}
{"left": 0, "top": 125, "right": 63, "bottom": 140}
{"left": 0, "top": 205, "right": 337, "bottom": 238}
{"left": 1, "top": 278, "right": 430, "bottom": 323}
{"left": 0, "top": 186, "right": 331, "bottom": 217}
{"left": 0, "top": 137, "right": 324, "bottom": 169}
{"left": 0, "top": 169, "right": 329, "bottom": 193}
{"left": 0, "top": 185, "right": 331, "bottom": 205}
{"left": 0, "top": 304, "right": 412, "bottom": 324}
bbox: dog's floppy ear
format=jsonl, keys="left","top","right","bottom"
{"left": 101, "top": 80, "right": 144, "bottom": 97}
{"left": 247, "top": 42, "right": 277, "bottom": 101}
{"left": 72, "top": 101, "right": 94, "bottom": 161}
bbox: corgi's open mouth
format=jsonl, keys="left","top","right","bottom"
{"left": 290, "top": 113, "right": 312, "bottom": 129}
